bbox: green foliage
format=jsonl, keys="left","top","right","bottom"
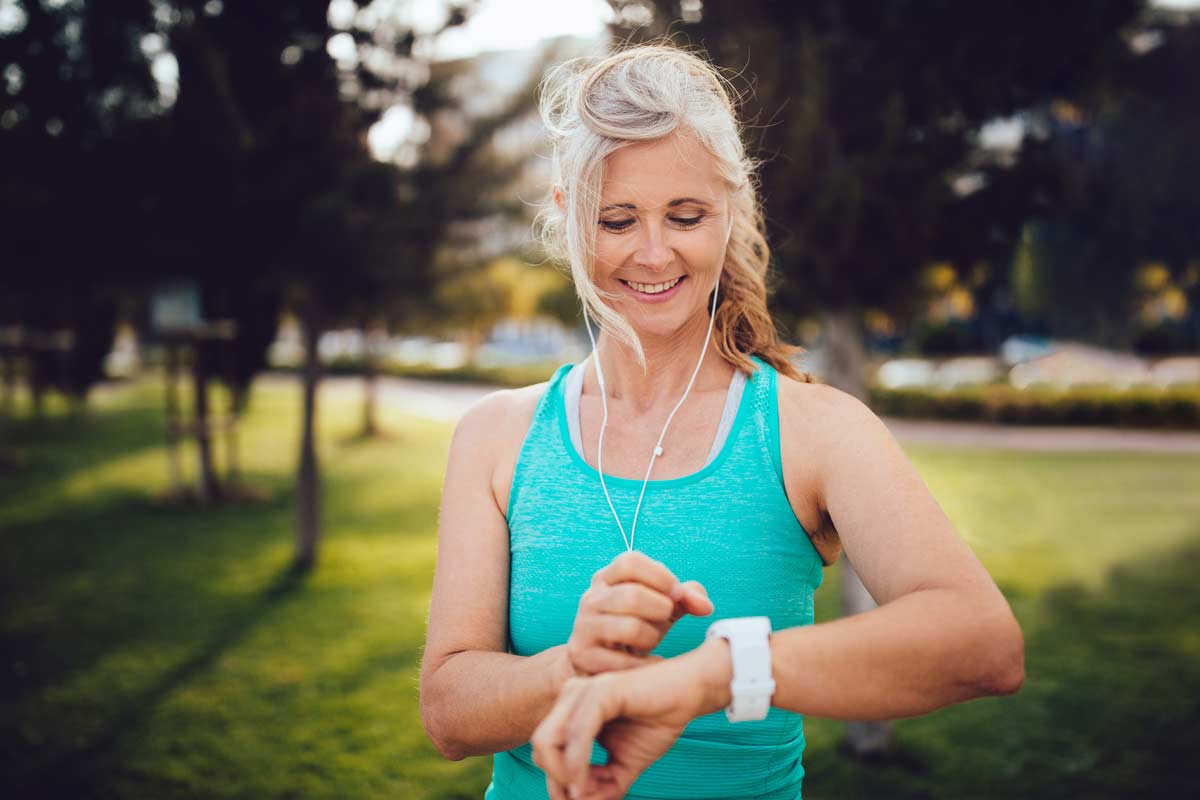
{"left": 0, "top": 0, "right": 161, "bottom": 399}
{"left": 871, "top": 383, "right": 1200, "bottom": 428}
{"left": 610, "top": 1, "right": 1142, "bottom": 320}
{"left": 430, "top": 258, "right": 575, "bottom": 339}
{"left": 1000, "top": 15, "right": 1200, "bottom": 344}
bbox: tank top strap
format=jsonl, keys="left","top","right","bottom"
{"left": 504, "top": 362, "right": 574, "bottom": 522}
{"left": 745, "top": 354, "right": 788, "bottom": 493}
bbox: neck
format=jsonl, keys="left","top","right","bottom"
{"left": 588, "top": 310, "right": 731, "bottom": 413}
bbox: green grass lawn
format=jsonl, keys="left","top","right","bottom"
{"left": 2, "top": 378, "right": 1198, "bottom": 799}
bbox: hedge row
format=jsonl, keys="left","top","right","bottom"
{"left": 317, "top": 357, "right": 559, "bottom": 389}
{"left": 310, "top": 358, "right": 1200, "bottom": 429}
{"left": 869, "top": 385, "right": 1200, "bottom": 429}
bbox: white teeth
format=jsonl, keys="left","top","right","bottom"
{"left": 626, "top": 276, "right": 682, "bottom": 294}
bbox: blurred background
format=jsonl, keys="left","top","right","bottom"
{"left": 2, "top": 0, "right": 1199, "bottom": 797}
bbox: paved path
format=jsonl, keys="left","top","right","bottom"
{"left": 267, "top": 373, "right": 1200, "bottom": 454}
{"left": 878, "top": 417, "right": 1200, "bottom": 453}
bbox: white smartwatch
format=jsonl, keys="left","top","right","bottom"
{"left": 705, "top": 616, "right": 776, "bottom": 722}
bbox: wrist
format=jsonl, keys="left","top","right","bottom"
{"left": 548, "top": 644, "right": 577, "bottom": 690}
{"left": 684, "top": 634, "right": 734, "bottom": 717}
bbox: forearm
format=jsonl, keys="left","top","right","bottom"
{"left": 421, "top": 644, "right": 572, "bottom": 760}
{"left": 685, "top": 588, "right": 1025, "bottom": 721}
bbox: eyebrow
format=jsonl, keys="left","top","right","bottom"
{"left": 599, "top": 197, "right": 714, "bottom": 212}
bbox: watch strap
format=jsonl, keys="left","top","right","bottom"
{"left": 705, "top": 616, "right": 775, "bottom": 722}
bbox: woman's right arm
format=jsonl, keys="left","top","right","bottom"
{"left": 419, "top": 387, "right": 715, "bottom": 761}
{"left": 419, "top": 388, "right": 571, "bottom": 761}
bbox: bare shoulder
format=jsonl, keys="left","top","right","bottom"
{"left": 774, "top": 372, "right": 901, "bottom": 566}
{"left": 451, "top": 379, "right": 550, "bottom": 517}
{"left": 776, "top": 372, "right": 892, "bottom": 450}
{"left": 453, "top": 380, "right": 547, "bottom": 445}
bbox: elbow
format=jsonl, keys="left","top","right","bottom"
{"left": 422, "top": 707, "right": 469, "bottom": 762}
{"left": 424, "top": 720, "right": 468, "bottom": 762}
{"left": 435, "top": 741, "right": 469, "bottom": 763}
{"left": 420, "top": 675, "right": 469, "bottom": 762}
{"left": 978, "top": 615, "right": 1026, "bottom": 696}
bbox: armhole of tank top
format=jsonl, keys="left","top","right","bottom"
{"left": 503, "top": 364, "right": 571, "bottom": 523}
{"left": 761, "top": 360, "right": 789, "bottom": 494}
{"left": 764, "top": 362, "right": 823, "bottom": 570}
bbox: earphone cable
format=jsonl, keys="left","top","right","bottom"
{"left": 582, "top": 271, "right": 721, "bottom": 551}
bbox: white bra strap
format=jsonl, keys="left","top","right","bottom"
{"left": 564, "top": 361, "right": 745, "bottom": 470}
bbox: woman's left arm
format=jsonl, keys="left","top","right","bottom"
{"left": 753, "top": 381, "right": 1026, "bottom": 719}
{"left": 531, "top": 386, "right": 1025, "bottom": 799}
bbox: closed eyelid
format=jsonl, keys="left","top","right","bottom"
{"left": 597, "top": 215, "right": 704, "bottom": 232}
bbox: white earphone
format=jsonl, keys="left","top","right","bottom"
{"left": 581, "top": 212, "right": 733, "bottom": 551}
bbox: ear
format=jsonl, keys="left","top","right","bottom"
{"left": 553, "top": 187, "right": 566, "bottom": 213}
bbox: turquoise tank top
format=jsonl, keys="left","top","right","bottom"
{"left": 485, "top": 355, "right": 825, "bottom": 800}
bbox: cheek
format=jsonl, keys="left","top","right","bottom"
{"left": 678, "top": 237, "right": 724, "bottom": 274}
{"left": 592, "top": 235, "right": 630, "bottom": 274}
{"left": 595, "top": 232, "right": 723, "bottom": 265}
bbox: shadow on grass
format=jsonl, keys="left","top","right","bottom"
{"left": 799, "top": 535, "right": 1200, "bottom": 800}
{"left": 0, "top": 394, "right": 168, "bottom": 490}
{"left": 0, "top": 476, "right": 293, "bottom": 706}
{"left": 6, "top": 563, "right": 309, "bottom": 798}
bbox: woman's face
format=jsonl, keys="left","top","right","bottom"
{"left": 591, "top": 130, "right": 732, "bottom": 341}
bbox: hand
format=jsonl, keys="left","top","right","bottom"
{"left": 532, "top": 649, "right": 713, "bottom": 800}
{"left": 564, "top": 550, "right": 713, "bottom": 678}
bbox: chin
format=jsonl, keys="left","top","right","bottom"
{"left": 624, "top": 309, "right": 697, "bottom": 340}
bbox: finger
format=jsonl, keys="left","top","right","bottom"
{"left": 586, "top": 763, "right": 629, "bottom": 800}
{"left": 592, "top": 550, "right": 678, "bottom": 596}
{"left": 670, "top": 580, "right": 714, "bottom": 620}
{"left": 595, "top": 581, "right": 675, "bottom": 623}
{"left": 563, "top": 686, "right": 606, "bottom": 791}
{"left": 532, "top": 679, "right": 587, "bottom": 789}
{"left": 562, "top": 765, "right": 615, "bottom": 800}
{"left": 576, "top": 645, "right": 657, "bottom": 674}
{"left": 589, "top": 613, "right": 663, "bottom": 653}
{"left": 544, "top": 775, "right": 570, "bottom": 800}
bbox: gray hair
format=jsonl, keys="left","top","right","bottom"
{"left": 533, "top": 44, "right": 757, "bottom": 370}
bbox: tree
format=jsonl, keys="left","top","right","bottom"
{"left": 1008, "top": 8, "right": 1200, "bottom": 346}
{"left": 610, "top": 0, "right": 1142, "bottom": 758}
{"left": 342, "top": 36, "right": 549, "bottom": 436}
{"left": 0, "top": 0, "right": 163, "bottom": 411}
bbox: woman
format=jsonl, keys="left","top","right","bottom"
{"left": 419, "top": 43, "right": 1025, "bottom": 800}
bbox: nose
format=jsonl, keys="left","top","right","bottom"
{"left": 630, "top": 221, "right": 673, "bottom": 273}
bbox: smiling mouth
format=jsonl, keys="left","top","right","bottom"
{"left": 619, "top": 276, "right": 685, "bottom": 295}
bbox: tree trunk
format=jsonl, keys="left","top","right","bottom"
{"left": 30, "top": 348, "right": 46, "bottom": 418}
{"left": 463, "top": 325, "right": 487, "bottom": 367}
{"left": 820, "top": 307, "right": 895, "bottom": 758}
{"left": 361, "top": 321, "right": 380, "bottom": 438}
{"left": 294, "top": 310, "right": 323, "bottom": 571}
{"left": 226, "top": 384, "right": 244, "bottom": 485}
{"left": 217, "top": 319, "right": 243, "bottom": 488}
{"left": 192, "top": 337, "right": 221, "bottom": 503}
{"left": 163, "top": 343, "right": 185, "bottom": 496}
{"left": 839, "top": 555, "right": 896, "bottom": 757}
{"left": 0, "top": 351, "right": 14, "bottom": 414}
{"left": 817, "top": 308, "right": 868, "bottom": 402}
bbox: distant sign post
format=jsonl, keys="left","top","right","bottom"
{"left": 150, "top": 282, "right": 237, "bottom": 504}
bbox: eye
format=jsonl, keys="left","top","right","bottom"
{"left": 671, "top": 215, "right": 704, "bottom": 228}
{"left": 599, "top": 218, "right": 634, "bottom": 232}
